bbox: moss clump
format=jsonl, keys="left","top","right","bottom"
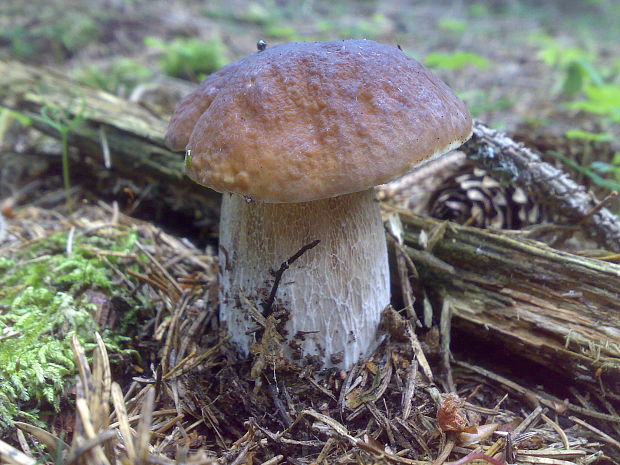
{"left": 145, "top": 36, "right": 229, "bottom": 81}
{"left": 0, "top": 229, "right": 140, "bottom": 427}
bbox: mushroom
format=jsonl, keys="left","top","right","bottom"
{"left": 165, "top": 40, "right": 472, "bottom": 369}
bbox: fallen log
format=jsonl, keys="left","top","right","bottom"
{"left": 390, "top": 206, "right": 620, "bottom": 391}
{"left": 0, "top": 59, "right": 219, "bottom": 233}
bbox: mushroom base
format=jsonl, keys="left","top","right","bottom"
{"left": 218, "top": 189, "right": 390, "bottom": 369}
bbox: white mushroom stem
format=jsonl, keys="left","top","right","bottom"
{"left": 218, "top": 189, "right": 390, "bottom": 368}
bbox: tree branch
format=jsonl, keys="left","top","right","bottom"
{"left": 462, "top": 121, "right": 620, "bottom": 252}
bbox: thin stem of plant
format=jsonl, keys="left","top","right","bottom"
{"left": 61, "top": 129, "right": 72, "bottom": 209}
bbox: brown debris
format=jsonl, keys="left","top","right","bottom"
{"left": 436, "top": 395, "right": 470, "bottom": 433}
{"left": 1, "top": 193, "right": 617, "bottom": 464}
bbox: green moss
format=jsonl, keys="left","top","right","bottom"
{"left": 424, "top": 51, "right": 490, "bottom": 71}
{"left": 0, "top": 230, "right": 140, "bottom": 427}
{"left": 145, "top": 36, "right": 229, "bottom": 81}
{"left": 437, "top": 17, "right": 468, "bottom": 35}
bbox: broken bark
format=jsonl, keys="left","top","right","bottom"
{"left": 392, "top": 206, "right": 620, "bottom": 391}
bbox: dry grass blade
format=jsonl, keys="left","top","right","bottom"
{"left": 14, "top": 429, "right": 31, "bottom": 462}
{"left": 112, "top": 381, "right": 136, "bottom": 462}
{"left": 570, "top": 416, "right": 620, "bottom": 450}
{"left": 407, "top": 322, "right": 434, "bottom": 382}
{"left": 76, "top": 397, "right": 112, "bottom": 465}
{"left": 516, "top": 449, "right": 587, "bottom": 459}
{"left": 229, "top": 440, "right": 256, "bottom": 465}
{"left": 302, "top": 409, "right": 428, "bottom": 465}
{"left": 0, "top": 439, "right": 36, "bottom": 465}
{"left": 135, "top": 387, "right": 156, "bottom": 465}
{"left": 431, "top": 437, "right": 455, "bottom": 465}
{"left": 401, "top": 360, "right": 418, "bottom": 420}
{"left": 13, "top": 422, "right": 68, "bottom": 456}
{"left": 93, "top": 333, "right": 113, "bottom": 460}
{"left": 135, "top": 240, "right": 183, "bottom": 297}
{"left": 108, "top": 409, "right": 180, "bottom": 430}
{"left": 259, "top": 455, "right": 284, "bottom": 465}
{"left": 14, "top": 323, "right": 211, "bottom": 465}
{"left": 302, "top": 409, "right": 354, "bottom": 443}
{"left": 64, "top": 431, "right": 117, "bottom": 465}
{"left": 540, "top": 414, "right": 570, "bottom": 450}
{"left": 69, "top": 333, "right": 115, "bottom": 465}
{"left": 71, "top": 334, "right": 94, "bottom": 401}
{"left": 94, "top": 333, "right": 112, "bottom": 415}
{"left": 510, "top": 459, "right": 575, "bottom": 465}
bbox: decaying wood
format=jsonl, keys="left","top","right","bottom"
{"left": 391, "top": 206, "right": 620, "bottom": 390}
{"left": 462, "top": 121, "right": 620, "bottom": 252}
{"left": 0, "top": 59, "right": 219, "bottom": 230}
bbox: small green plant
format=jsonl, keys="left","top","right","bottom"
{"left": 264, "top": 24, "right": 300, "bottom": 40}
{"left": 76, "top": 58, "right": 153, "bottom": 96}
{"left": 467, "top": 2, "right": 493, "bottom": 18}
{"left": 30, "top": 101, "right": 87, "bottom": 209}
{"left": 315, "top": 19, "right": 334, "bottom": 32}
{"left": 437, "top": 18, "right": 468, "bottom": 35}
{"left": 1, "top": 26, "right": 38, "bottom": 60}
{"left": 567, "top": 83, "right": 620, "bottom": 122}
{"left": 424, "top": 51, "right": 490, "bottom": 71}
{"left": 565, "top": 129, "right": 613, "bottom": 142}
{"left": 590, "top": 152, "right": 620, "bottom": 187}
{"left": 533, "top": 36, "right": 620, "bottom": 123}
{"left": 560, "top": 60, "right": 604, "bottom": 97}
{"left": 550, "top": 150, "right": 620, "bottom": 193}
{"left": 243, "top": 2, "right": 301, "bottom": 40}
{"left": 534, "top": 36, "right": 602, "bottom": 97}
{"left": 145, "top": 36, "right": 228, "bottom": 81}
{"left": 245, "top": 2, "right": 273, "bottom": 24}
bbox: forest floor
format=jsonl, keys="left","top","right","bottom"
{"left": 0, "top": 1, "right": 619, "bottom": 464}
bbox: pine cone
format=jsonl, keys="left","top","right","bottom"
{"left": 381, "top": 151, "right": 550, "bottom": 229}
{"left": 427, "top": 162, "right": 549, "bottom": 229}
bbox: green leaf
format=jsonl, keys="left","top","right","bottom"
{"left": 549, "top": 150, "right": 620, "bottom": 192}
{"left": 425, "top": 51, "right": 490, "bottom": 70}
{"left": 145, "top": 36, "right": 228, "bottom": 80}
{"left": 574, "top": 58, "right": 604, "bottom": 87}
{"left": 568, "top": 84, "right": 620, "bottom": 121}
{"left": 590, "top": 161, "right": 614, "bottom": 174}
{"left": 565, "top": 129, "right": 613, "bottom": 142}
{"left": 562, "top": 62, "right": 584, "bottom": 97}
{"left": 437, "top": 18, "right": 467, "bottom": 34}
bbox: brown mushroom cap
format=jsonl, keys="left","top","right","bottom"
{"left": 165, "top": 39, "right": 473, "bottom": 203}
